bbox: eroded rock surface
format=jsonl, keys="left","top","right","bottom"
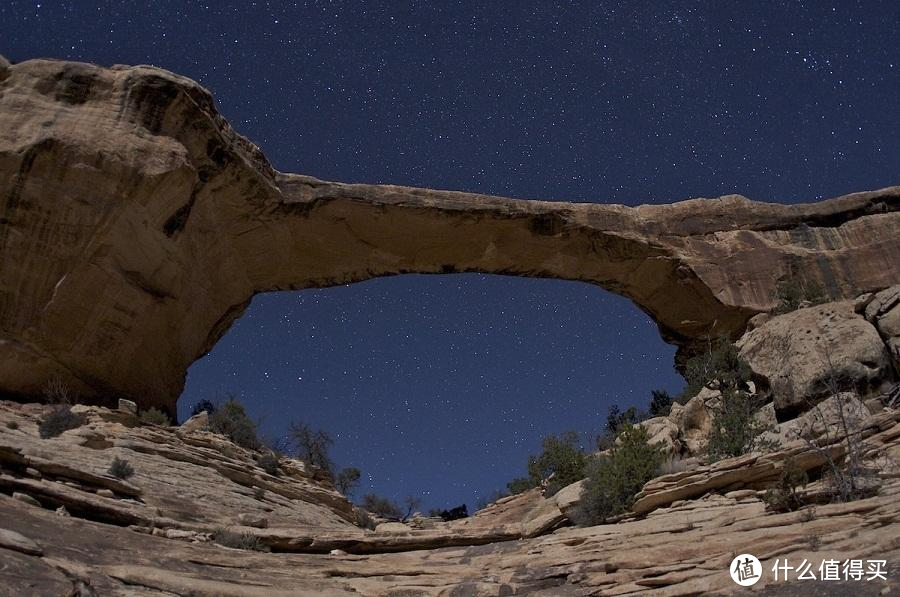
{"left": 1, "top": 56, "right": 899, "bottom": 411}
{"left": 1, "top": 399, "right": 898, "bottom": 595}
{"left": 738, "top": 301, "right": 893, "bottom": 419}
{"left": 864, "top": 284, "right": 900, "bottom": 371}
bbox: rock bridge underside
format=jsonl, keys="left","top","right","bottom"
{"left": 1, "top": 55, "right": 898, "bottom": 412}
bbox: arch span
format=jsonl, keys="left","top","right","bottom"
{"left": 1, "top": 57, "right": 898, "bottom": 411}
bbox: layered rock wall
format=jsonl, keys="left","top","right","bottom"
{"left": 1, "top": 56, "right": 899, "bottom": 411}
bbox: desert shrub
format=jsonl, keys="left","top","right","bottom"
{"left": 506, "top": 476, "right": 534, "bottom": 495}
{"left": 108, "top": 456, "right": 135, "bottom": 480}
{"left": 798, "top": 352, "right": 888, "bottom": 504}
{"left": 437, "top": 504, "right": 468, "bottom": 521}
{"left": 691, "top": 337, "right": 750, "bottom": 392}
{"left": 648, "top": 389, "right": 674, "bottom": 417}
{"left": 38, "top": 406, "right": 84, "bottom": 439}
{"left": 353, "top": 507, "right": 377, "bottom": 530}
{"left": 524, "top": 431, "right": 588, "bottom": 497}
{"left": 706, "top": 390, "right": 775, "bottom": 462}
{"left": 253, "top": 487, "right": 265, "bottom": 500}
{"left": 594, "top": 432, "right": 617, "bottom": 451}
{"left": 190, "top": 399, "right": 217, "bottom": 417}
{"left": 655, "top": 455, "right": 691, "bottom": 476}
{"left": 505, "top": 431, "right": 587, "bottom": 496}
{"left": 42, "top": 377, "right": 73, "bottom": 404}
{"left": 289, "top": 421, "right": 334, "bottom": 474}
{"left": 208, "top": 397, "right": 259, "bottom": 449}
{"left": 606, "top": 405, "right": 641, "bottom": 434}
{"left": 256, "top": 452, "right": 280, "bottom": 476}
{"left": 571, "top": 424, "right": 664, "bottom": 526}
{"left": 677, "top": 337, "right": 751, "bottom": 404}
{"left": 139, "top": 407, "right": 171, "bottom": 426}
{"left": 5, "top": 420, "right": 19, "bottom": 430}
{"left": 762, "top": 459, "right": 808, "bottom": 512}
{"left": 773, "top": 277, "right": 826, "bottom": 314}
{"left": 335, "top": 467, "right": 361, "bottom": 497}
{"left": 360, "top": 493, "right": 402, "bottom": 519}
{"left": 213, "top": 528, "right": 269, "bottom": 551}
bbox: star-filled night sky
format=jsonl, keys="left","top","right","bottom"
{"left": 3, "top": 2, "right": 899, "bottom": 511}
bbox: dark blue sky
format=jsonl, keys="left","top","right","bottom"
{"left": 3, "top": 1, "right": 898, "bottom": 510}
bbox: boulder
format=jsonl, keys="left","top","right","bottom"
{"left": 179, "top": 411, "right": 209, "bottom": 433}
{"left": 636, "top": 416, "right": 679, "bottom": 457}
{"left": 0, "top": 528, "right": 42, "bottom": 556}
{"left": 758, "top": 392, "right": 870, "bottom": 447}
{"left": 237, "top": 513, "right": 268, "bottom": 528}
{"left": 667, "top": 388, "right": 720, "bottom": 455}
{"left": 738, "top": 301, "right": 892, "bottom": 419}
{"left": 117, "top": 399, "right": 138, "bottom": 416}
{"left": 864, "top": 284, "right": 900, "bottom": 370}
{"left": 552, "top": 479, "right": 586, "bottom": 520}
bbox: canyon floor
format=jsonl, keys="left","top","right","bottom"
{"left": 1, "top": 396, "right": 898, "bottom": 596}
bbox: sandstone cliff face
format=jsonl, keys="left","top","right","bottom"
{"left": 1, "top": 56, "right": 899, "bottom": 411}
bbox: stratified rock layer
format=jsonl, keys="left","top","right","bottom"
{"left": 1, "top": 56, "right": 899, "bottom": 411}
{"left": 1, "top": 399, "right": 899, "bottom": 595}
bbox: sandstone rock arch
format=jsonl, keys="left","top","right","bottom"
{"left": 1, "top": 56, "right": 899, "bottom": 413}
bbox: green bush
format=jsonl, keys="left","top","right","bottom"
{"left": 763, "top": 459, "right": 808, "bottom": 512}
{"left": 208, "top": 397, "right": 259, "bottom": 449}
{"left": 506, "top": 476, "right": 534, "bottom": 495}
{"left": 529, "top": 431, "right": 588, "bottom": 496}
{"left": 605, "top": 405, "right": 641, "bottom": 434}
{"left": 571, "top": 424, "right": 664, "bottom": 526}
{"left": 706, "top": 390, "right": 775, "bottom": 462}
{"left": 681, "top": 337, "right": 751, "bottom": 399}
{"left": 108, "top": 456, "right": 135, "bottom": 480}
{"left": 38, "top": 406, "right": 84, "bottom": 439}
{"left": 256, "top": 452, "right": 280, "bottom": 476}
{"left": 139, "top": 407, "right": 171, "bottom": 426}
{"left": 506, "top": 431, "right": 588, "bottom": 496}
{"left": 648, "top": 389, "right": 673, "bottom": 417}
{"left": 773, "top": 277, "right": 826, "bottom": 314}
{"left": 213, "top": 528, "right": 269, "bottom": 551}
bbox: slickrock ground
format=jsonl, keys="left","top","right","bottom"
{"left": 1, "top": 394, "right": 898, "bottom": 595}
{"left": 1, "top": 55, "right": 899, "bottom": 411}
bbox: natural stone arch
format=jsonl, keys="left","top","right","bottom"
{"left": 1, "top": 56, "right": 898, "bottom": 413}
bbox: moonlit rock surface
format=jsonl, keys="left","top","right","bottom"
{"left": 1, "top": 57, "right": 898, "bottom": 411}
